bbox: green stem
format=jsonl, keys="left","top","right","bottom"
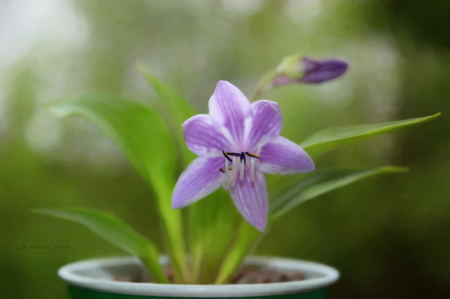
{"left": 140, "top": 253, "right": 169, "bottom": 284}
{"left": 250, "top": 70, "right": 279, "bottom": 102}
{"left": 214, "top": 221, "right": 262, "bottom": 284}
{"left": 154, "top": 181, "right": 190, "bottom": 284}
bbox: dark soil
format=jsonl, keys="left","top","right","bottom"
{"left": 230, "top": 265, "right": 305, "bottom": 284}
{"left": 114, "top": 265, "right": 305, "bottom": 284}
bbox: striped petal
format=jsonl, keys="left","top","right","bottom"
{"left": 259, "top": 136, "right": 315, "bottom": 175}
{"left": 229, "top": 170, "right": 268, "bottom": 232}
{"left": 246, "top": 100, "right": 282, "bottom": 150}
{"left": 208, "top": 81, "right": 252, "bottom": 147}
{"left": 183, "top": 114, "right": 232, "bottom": 156}
{"left": 172, "top": 156, "right": 223, "bottom": 209}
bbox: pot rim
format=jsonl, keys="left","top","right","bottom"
{"left": 58, "top": 256, "right": 339, "bottom": 297}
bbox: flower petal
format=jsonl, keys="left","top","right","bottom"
{"left": 299, "top": 57, "right": 348, "bottom": 84}
{"left": 208, "top": 81, "right": 251, "bottom": 147}
{"left": 246, "top": 100, "right": 282, "bottom": 150}
{"left": 259, "top": 136, "right": 315, "bottom": 175}
{"left": 229, "top": 170, "right": 268, "bottom": 232}
{"left": 172, "top": 156, "right": 223, "bottom": 208}
{"left": 183, "top": 114, "right": 232, "bottom": 156}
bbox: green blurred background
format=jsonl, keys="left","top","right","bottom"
{"left": 0, "top": 0, "right": 449, "bottom": 298}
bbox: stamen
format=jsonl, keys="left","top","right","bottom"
{"left": 245, "top": 152, "right": 260, "bottom": 159}
{"left": 250, "top": 158, "right": 255, "bottom": 182}
{"left": 240, "top": 159, "right": 245, "bottom": 181}
{"left": 256, "top": 144, "right": 263, "bottom": 156}
{"left": 220, "top": 172, "right": 228, "bottom": 190}
{"left": 228, "top": 157, "right": 236, "bottom": 186}
{"left": 222, "top": 150, "right": 259, "bottom": 185}
{"left": 232, "top": 157, "right": 240, "bottom": 187}
{"left": 222, "top": 150, "right": 232, "bottom": 163}
{"left": 227, "top": 152, "right": 240, "bottom": 157}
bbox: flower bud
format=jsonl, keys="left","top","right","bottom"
{"left": 273, "top": 56, "right": 348, "bottom": 86}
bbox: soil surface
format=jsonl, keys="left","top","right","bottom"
{"left": 230, "top": 265, "right": 305, "bottom": 284}
{"left": 115, "top": 265, "right": 305, "bottom": 284}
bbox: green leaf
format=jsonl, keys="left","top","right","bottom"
{"left": 34, "top": 207, "right": 169, "bottom": 283}
{"left": 270, "top": 166, "right": 408, "bottom": 220}
{"left": 138, "top": 64, "right": 196, "bottom": 167}
{"left": 188, "top": 190, "right": 242, "bottom": 284}
{"left": 46, "top": 93, "right": 188, "bottom": 283}
{"left": 136, "top": 68, "right": 244, "bottom": 284}
{"left": 214, "top": 221, "right": 261, "bottom": 284}
{"left": 300, "top": 113, "right": 440, "bottom": 156}
{"left": 215, "top": 166, "right": 408, "bottom": 284}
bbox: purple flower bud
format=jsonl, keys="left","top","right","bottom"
{"left": 299, "top": 57, "right": 348, "bottom": 84}
{"left": 273, "top": 57, "right": 348, "bottom": 86}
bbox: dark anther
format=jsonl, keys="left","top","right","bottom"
{"left": 245, "top": 152, "right": 260, "bottom": 159}
{"left": 240, "top": 152, "right": 246, "bottom": 164}
{"left": 222, "top": 150, "right": 232, "bottom": 163}
{"left": 227, "top": 152, "right": 241, "bottom": 157}
{"left": 220, "top": 168, "right": 226, "bottom": 173}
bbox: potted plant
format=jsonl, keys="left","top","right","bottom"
{"left": 36, "top": 54, "right": 439, "bottom": 298}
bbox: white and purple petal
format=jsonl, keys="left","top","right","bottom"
{"left": 173, "top": 80, "right": 317, "bottom": 233}
{"left": 229, "top": 170, "right": 268, "bottom": 232}
{"left": 183, "top": 114, "right": 232, "bottom": 156}
{"left": 208, "top": 81, "right": 252, "bottom": 147}
{"left": 259, "top": 136, "right": 315, "bottom": 175}
{"left": 245, "top": 100, "right": 282, "bottom": 150}
{"left": 172, "top": 156, "right": 223, "bottom": 209}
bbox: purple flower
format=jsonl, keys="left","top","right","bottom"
{"left": 273, "top": 57, "right": 348, "bottom": 85}
{"left": 171, "top": 81, "right": 315, "bottom": 232}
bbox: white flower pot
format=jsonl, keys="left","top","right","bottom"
{"left": 58, "top": 256, "right": 339, "bottom": 298}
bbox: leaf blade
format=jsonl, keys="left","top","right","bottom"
{"left": 215, "top": 166, "right": 408, "bottom": 284}
{"left": 138, "top": 65, "right": 196, "bottom": 166}
{"left": 271, "top": 166, "right": 408, "bottom": 220}
{"left": 46, "top": 93, "right": 188, "bottom": 283}
{"left": 34, "top": 207, "right": 169, "bottom": 283}
{"left": 300, "top": 113, "right": 440, "bottom": 156}
{"left": 136, "top": 69, "right": 245, "bottom": 284}
{"left": 188, "top": 190, "right": 242, "bottom": 284}
{"left": 214, "top": 221, "right": 261, "bottom": 285}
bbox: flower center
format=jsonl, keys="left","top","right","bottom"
{"left": 219, "top": 145, "right": 262, "bottom": 190}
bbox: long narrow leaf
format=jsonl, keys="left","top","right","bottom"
{"left": 138, "top": 65, "right": 196, "bottom": 166}
{"left": 214, "top": 221, "right": 261, "bottom": 284}
{"left": 300, "top": 113, "right": 440, "bottom": 156}
{"left": 188, "top": 190, "right": 242, "bottom": 284}
{"left": 271, "top": 166, "right": 408, "bottom": 220}
{"left": 136, "top": 69, "right": 244, "bottom": 284}
{"left": 216, "top": 166, "right": 408, "bottom": 284}
{"left": 46, "top": 93, "right": 188, "bottom": 283}
{"left": 34, "top": 208, "right": 168, "bottom": 283}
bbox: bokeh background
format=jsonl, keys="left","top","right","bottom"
{"left": 1, "top": 0, "right": 449, "bottom": 298}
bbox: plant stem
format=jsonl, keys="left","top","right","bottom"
{"left": 141, "top": 255, "right": 170, "bottom": 284}
{"left": 250, "top": 70, "right": 278, "bottom": 102}
{"left": 213, "top": 221, "right": 261, "bottom": 284}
